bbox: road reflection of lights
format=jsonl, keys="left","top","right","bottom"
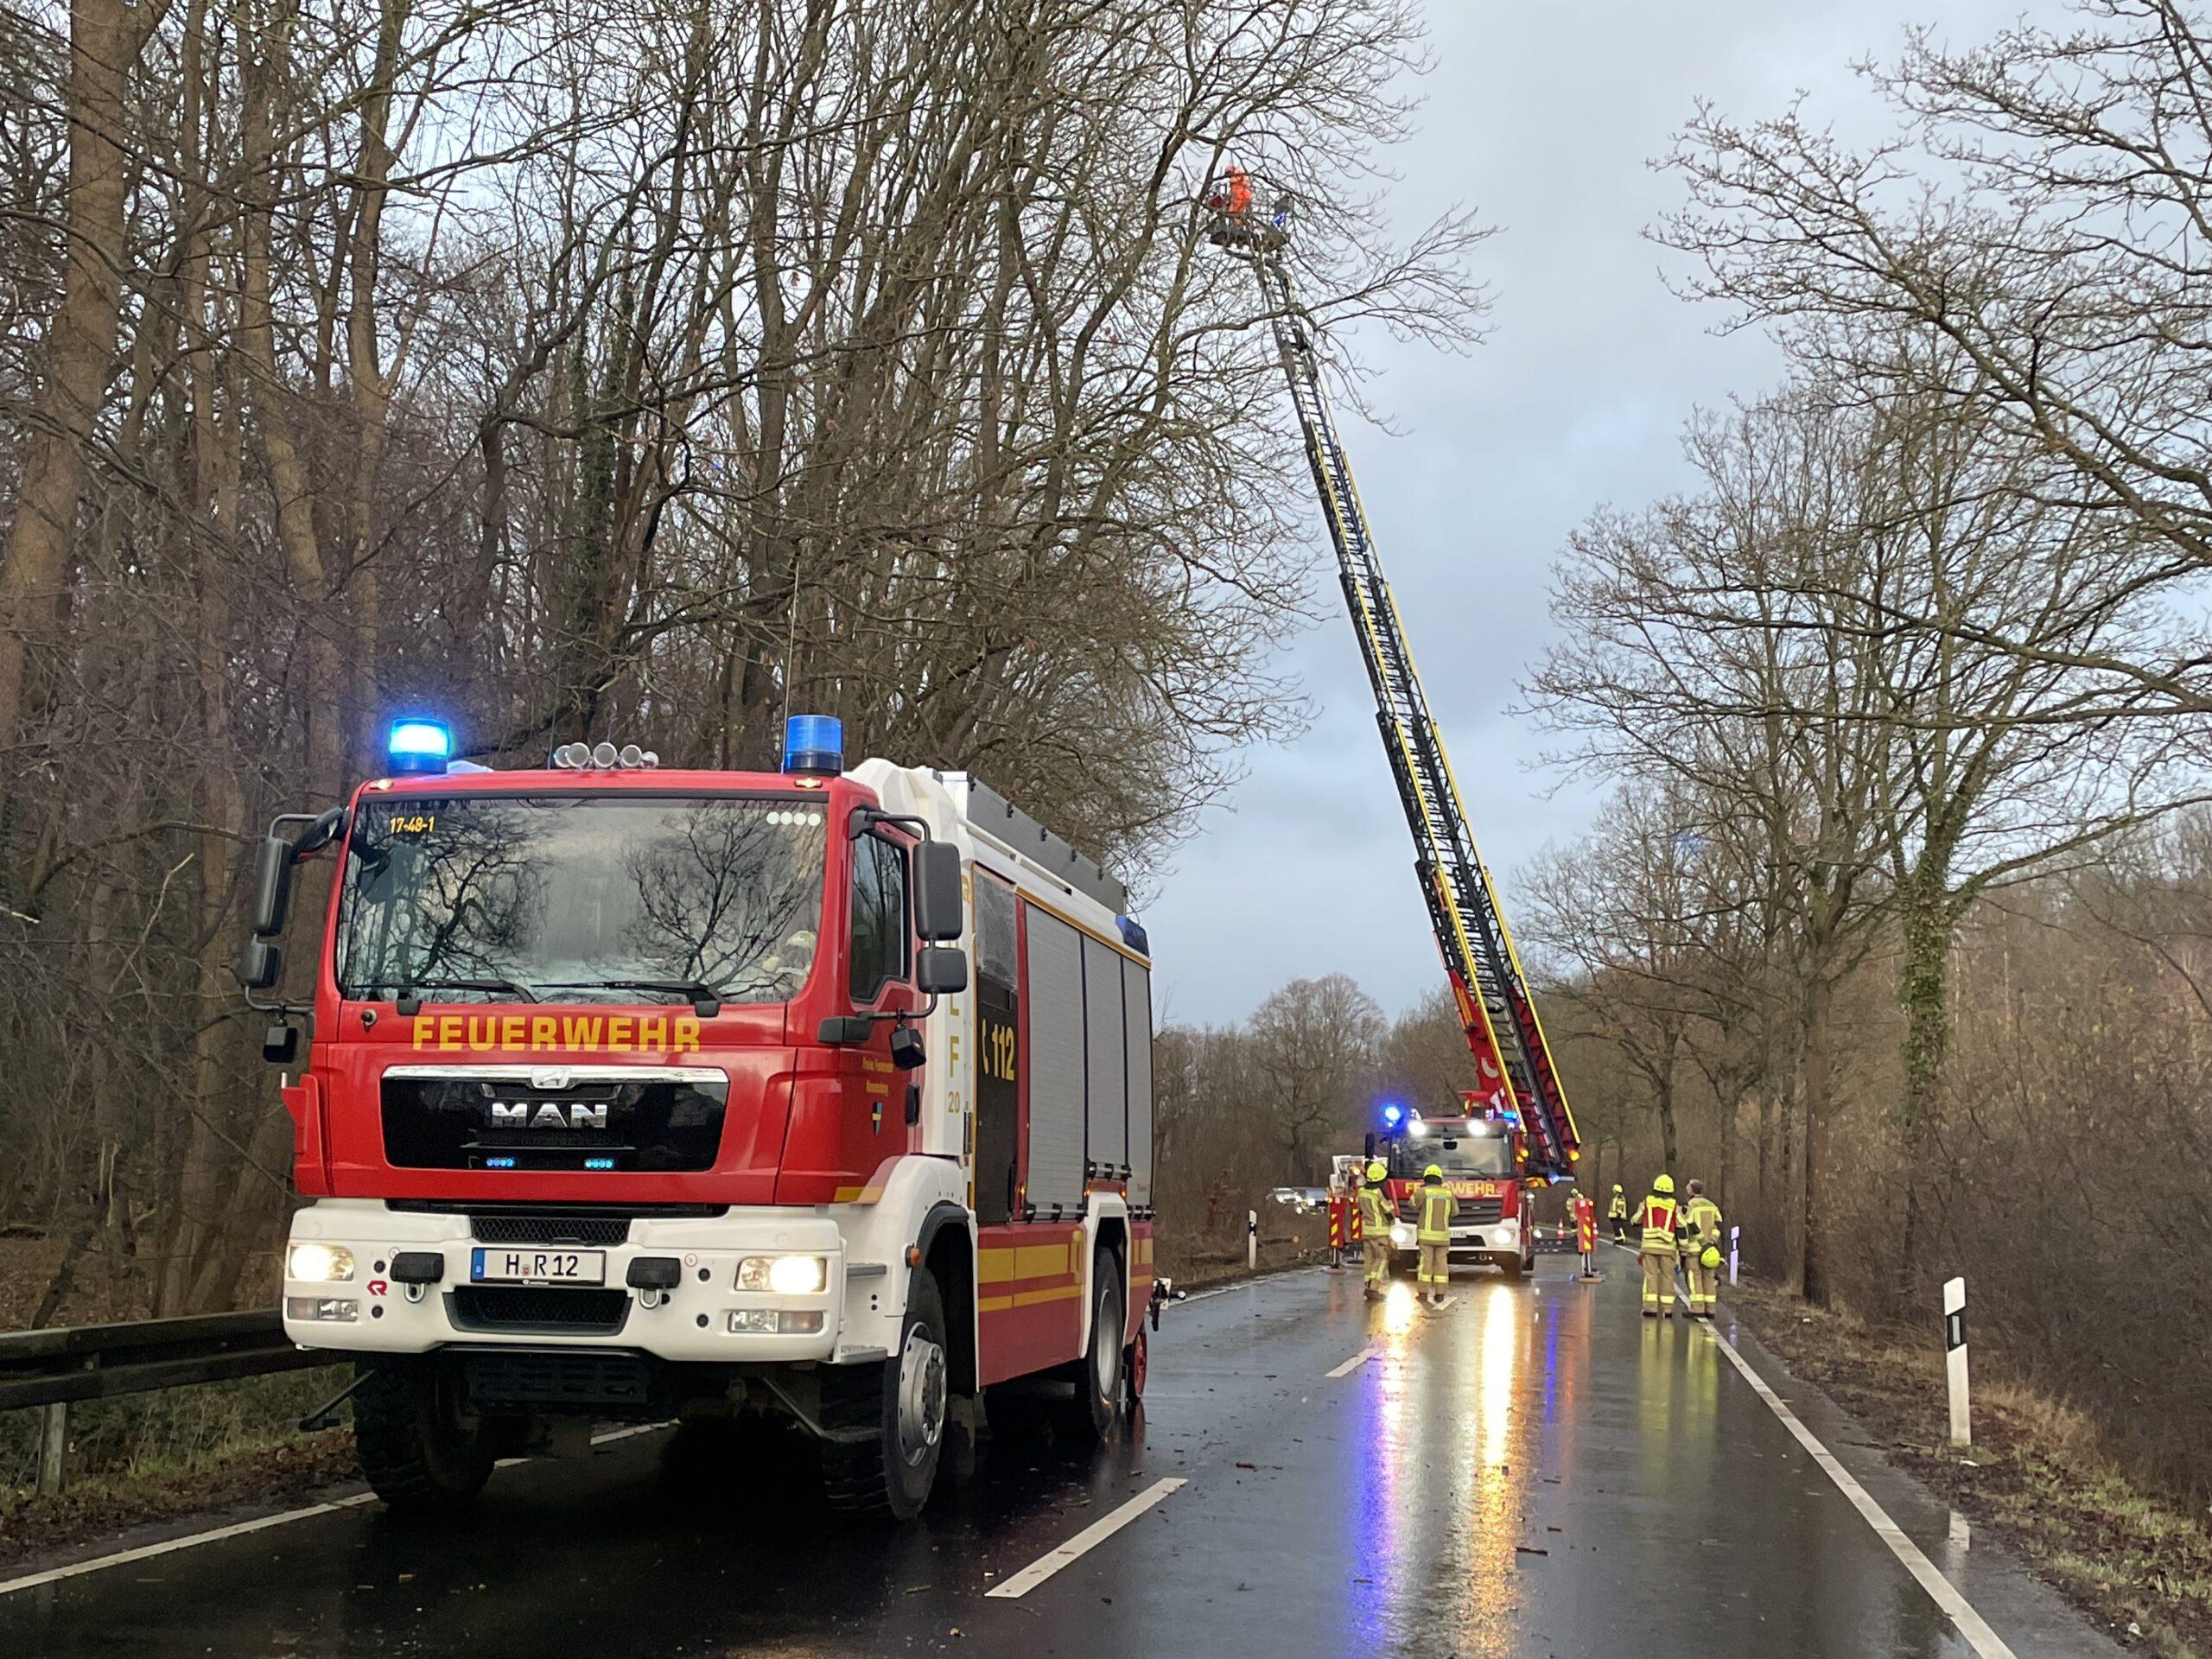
{"left": 1478, "top": 1284, "right": 1517, "bottom": 1468}
{"left": 1382, "top": 1279, "right": 1419, "bottom": 1338}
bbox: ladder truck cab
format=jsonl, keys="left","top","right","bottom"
{"left": 1374, "top": 1099, "right": 1535, "bottom": 1280}
{"left": 241, "top": 715, "right": 1158, "bottom": 1520}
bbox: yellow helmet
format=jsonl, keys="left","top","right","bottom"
{"left": 1653, "top": 1173, "right": 1675, "bottom": 1195}
{"left": 1424, "top": 1164, "right": 1444, "bottom": 1180}
{"left": 1700, "top": 1245, "right": 1722, "bottom": 1269}
{"left": 1611, "top": 1183, "right": 1623, "bottom": 1192}
{"left": 1366, "top": 1160, "right": 1388, "bottom": 1183}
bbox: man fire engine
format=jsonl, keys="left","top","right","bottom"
{"left": 242, "top": 715, "right": 1158, "bottom": 1520}
{"left": 1371, "top": 1102, "right": 1538, "bottom": 1280}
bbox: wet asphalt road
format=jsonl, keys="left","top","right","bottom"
{"left": 1, "top": 1253, "right": 2127, "bottom": 1657}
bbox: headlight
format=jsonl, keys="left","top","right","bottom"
{"left": 287, "top": 1243, "right": 355, "bottom": 1283}
{"left": 1389, "top": 1223, "right": 1416, "bottom": 1249}
{"left": 736, "top": 1255, "right": 828, "bottom": 1294}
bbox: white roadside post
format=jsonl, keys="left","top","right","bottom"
{"left": 1943, "top": 1276, "right": 1971, "bottom": 1450}
{"left": 1247, "top": 1209, "right": 1257, "bottom": 1273}
{"left": 1728, "top": 1224, "right": 1740, "bottom": 1286}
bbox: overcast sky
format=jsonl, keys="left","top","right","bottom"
{"left": 1144, "top": 0, "right": 2065, "bottom": 1030}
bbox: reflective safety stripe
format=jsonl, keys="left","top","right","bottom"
{"left": 1417, "top": 1187, "right": 1455, "bottom": 1243}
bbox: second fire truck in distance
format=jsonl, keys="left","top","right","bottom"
{"left": 244, "top": 715, "right": 1157, "bottom": 1521}
{"left": 1370, "top": 1098, "right": 1537, "bottom": 1280}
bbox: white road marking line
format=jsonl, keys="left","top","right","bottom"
{"left": 1701, "top": 1323, "right": 2019, "bottom": 1659}
{"left": 983, "top": 1477, "right": 1186, "bottom": 1599}
{"left": 0, "top": 1422, "right": 669, "bottom": 1599}
{"left": 1324, "top": 1346, "right": 1378, "bottom": 1378}
{"left": 0, "top": 1495, "right": 378, "bottom": 1598}
{"left": 1174, "top": 1267, "right": 1324, "bottom": 1307}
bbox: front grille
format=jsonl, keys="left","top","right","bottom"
{"left": 471, "top": 1211, "right": 632, "bottom": 1247}
{"left": 1456, "top": 1198, "right": 1504, "bottom": 1224}
{"left": 381, "top": 1071, "right": 728, "bottom": 1172}
{"left": 448, "top": 1287, "right": 631, "bottom": 1335}
{"left": 465, "top": 1347, "right": 657, "bottom": 1412}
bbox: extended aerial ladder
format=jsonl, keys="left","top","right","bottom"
{"left": 1209, "top": 191, "right": 1581, "bottom": 1179}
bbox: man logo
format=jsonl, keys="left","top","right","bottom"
{"left": 489, "top": 1102, "right": 608, "bottom": 1130}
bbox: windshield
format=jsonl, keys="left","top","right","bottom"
{"left": 335, "top": 796, "right": 827, "bottom": 1004}
{"left": 1389, "top": 1128, "right": 1514, "bottom": 1179}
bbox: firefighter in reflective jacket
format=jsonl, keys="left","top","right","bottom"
{"left": 1356, "top": 1160, "right": 1394, "bottom": 1300}
{"left": 1607, "top": 1185, "right": 1630, "bottom": 1243}
{"left": 1679, "top": 1179, "right": 1723, "bottom": 1318}
{"left": 1639, "top": 1175, "right": 1680, "bottom": 1317}
{"left": 1417, "top": 1164, "right": 1455, "bottom": 1306}
{"left": 1573, "top": 1188, "right": 1599, "bottom": 1277}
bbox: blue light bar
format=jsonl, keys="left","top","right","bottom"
{"left": 781, "top": 714, "right": 843, "bottom": 775}
{"left": 1380, "top": 1101, "right": 1405, "bottom": 1129}
{"left": 584, "top": 1157, "right": 615, "bottom": 1171}
{"left": 388, "top": 718, "right": 452, "bottom": 774}
{"left": 485, "top": 1156, "right": 515, "bottom": 1170}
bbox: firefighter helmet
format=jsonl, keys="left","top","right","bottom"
{"left": 1424, "top": 1164, "right": 1444, "bottom": 1180}
{"left": 1366, "top": 1160, "right": 1388, "bottom": 1183}
{"left": 1653, "top": 1174, "right": 1675, "bottom": 1194}
{"left": 1700, "top": 1245, "right": 1722, "bottom": 1269}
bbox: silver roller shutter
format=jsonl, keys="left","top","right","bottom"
{"left": 1084, "top": 935, "right": 1128, "bottom": 1176}
{"left": 1024, "top": 907, "right": 1086, "bottom": 1212}
{"left": 1122, "top": 957, "right": 1154, "bottom": 1205}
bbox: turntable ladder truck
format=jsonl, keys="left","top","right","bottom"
{"left": 1213, "top": 200, "right": 1580, "bottom": 1208}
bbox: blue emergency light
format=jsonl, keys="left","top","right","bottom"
{"left": 387, "top": 718, "right": 453, "bottom": 774}
{"left": 1380, "top": 1101, "right": 1406, "bottom": 1131}
{"left": 782, "top": 714, "right": 843, "bottom": 775}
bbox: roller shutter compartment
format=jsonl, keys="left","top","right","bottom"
{"left": 1084, "top": 936, "right": 1128, "bottom": 1177}
{"left": 1123, "top": 957, "right": 1154, "bottom": 1206}
{"left": 1023, "top": 906, "right": 1086, "bottom": 1213}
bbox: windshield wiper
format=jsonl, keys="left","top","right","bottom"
{"left": 540, "top": 978, "right": 724, "bottom": 1017}
{"left": 388, "top": 976, "right": 539, "bottom": 1016}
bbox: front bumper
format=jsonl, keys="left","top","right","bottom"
{"left": 282, "top": 1200, "right": 850, "bottom": 1363}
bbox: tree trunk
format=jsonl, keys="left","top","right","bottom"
{"left": 0, "top": 0, "right": 162, "bottom": 836}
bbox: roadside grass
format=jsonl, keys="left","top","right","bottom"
{"left": 1726, "top": 1275, "right": 2211, "bottom": 1659}
{"left": 0, "top": 1368, "right": 355, "bottom": 1569}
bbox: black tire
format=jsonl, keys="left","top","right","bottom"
{"left": 1060, "top": 1248, "right": 1123, "bottom": 1443}
{"left": 1497, "top": 1254, "right": 1525, "bottom": 1281}
{"left": 822, "top": 1268, "right": 947, "bottom": 1522}
{"left": 353, "top": 1358, "right": 493, "bottom": 1511}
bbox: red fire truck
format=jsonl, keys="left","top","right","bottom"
{"left": 1371, "top": 1095, "right": 1537, "bottom": 1280}
{"left": 241, "top": 715, "right": 1157, "bottom": 1519}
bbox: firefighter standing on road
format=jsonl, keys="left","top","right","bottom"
{"left": 1357, "top": 1160, "right": 1394, "bottom": 1300}
{"left": 1417, "top": 1164, "right": 1455, "bottom": 1306}
{"left": 1639, "top": 1175, "right": 1680, "bottom": 1318}
{"left": 1607, "top": 1184, "right": 1630, "bottom": 1244}
{"left": 1680, "top": 1179, "right": 1723, "bottom": 1319}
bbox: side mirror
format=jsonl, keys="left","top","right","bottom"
{"left": 915, "top": 944, "right": 967, "bottom": 995}
{"left": 236, "top": 938, "right": 283, "bottom": 991}
{"left": 250, "top": 836, "right": 292, "bottom": 936}
{"left": 912, "top": 842, "right": 963, "bottom": 942}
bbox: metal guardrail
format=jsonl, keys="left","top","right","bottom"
{"left": 2, "top": 1309, "right": 327, "bottom": 1494}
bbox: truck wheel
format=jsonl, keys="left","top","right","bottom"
{"left": 823, "top": 1268, "right": 947, "bottom": 1522}
{"left": 1498, "top": 1254, "right": 1525, "bottom": 1281}
{"left": 353, "top": 1358, "right": 493, "bottom": 1510}
{"left": 1060, "top": 1248, "right": 1123, "bottom": 1443}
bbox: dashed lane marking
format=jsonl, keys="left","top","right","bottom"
{"left": 983, "top": 1477, "right": 1187, "bottom": 1599}
{"left": 0, "top": 1424, "right": 666, "bottom": 1599}
{"left": 1324, "top": 1346, "right": 1378, "bottom": 1379}
{"left": 1700, "top": 1320, "right": 2019, "bottom": 1659}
